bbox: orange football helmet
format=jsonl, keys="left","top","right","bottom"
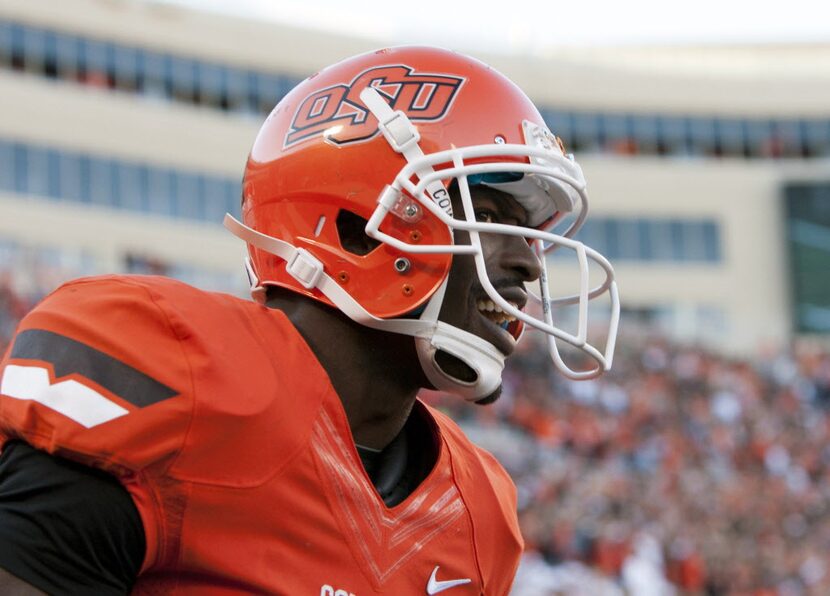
{"left": 225, "top": 46, "right": 619, "bottom": 400}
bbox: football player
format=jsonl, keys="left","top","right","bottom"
{"left": 0, "top": 46, "right": 618, "bottom": 594}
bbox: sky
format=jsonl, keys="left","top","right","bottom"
{"left": 158, "top": 0, "right": 829, "bottom": 55}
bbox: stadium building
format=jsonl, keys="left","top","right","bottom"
{"left": 1, "top": 0, "right": 829, "bottom": 354}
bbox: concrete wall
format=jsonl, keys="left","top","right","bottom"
{"left": 581, "top": 157, "right": 826, "bottom": 352}
{"left": 2, "top": 0, "right": 829, "bottom": 352}
{"left": 2, "top": 0, "right": 829, "bottom": 116}
{"left": 0, "top": 70, "right": 255, "bottom": 174}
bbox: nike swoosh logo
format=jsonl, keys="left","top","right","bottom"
{"left": 426, "top": 566, "right": 472, "bottom": 594}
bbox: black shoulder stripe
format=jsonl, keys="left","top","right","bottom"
{"left": 9, "top": 329, "right": 178, "bottom": 408}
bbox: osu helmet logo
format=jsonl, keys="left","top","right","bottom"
{"left": 285, "top": 64, "right": 465, "bottom": 148}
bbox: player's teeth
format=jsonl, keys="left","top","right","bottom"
{"left": 478, "top": 300, "right": 516, "bottom": 325}
{"left": 477, "top": 300, "right": 519, "bottom": 320}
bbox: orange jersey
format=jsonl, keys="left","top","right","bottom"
{"left": 0, "top": 275, "right": 523, "bottom": 595}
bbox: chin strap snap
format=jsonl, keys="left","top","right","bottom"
{"left": 285, "top": 248, "right": 324, "bottom": 290}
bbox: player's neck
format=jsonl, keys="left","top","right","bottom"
{"left": 266, "top": 292, "right": 423, "bottom": 450}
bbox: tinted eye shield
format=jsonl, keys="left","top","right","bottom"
{"left": 466, "top": 172, "right": 523, "bottom": 185}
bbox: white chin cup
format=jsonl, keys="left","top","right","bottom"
{"left": 414, "top": 322, "right": 505, "bottom": 401}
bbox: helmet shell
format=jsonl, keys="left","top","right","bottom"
{"left": 243, "top": 46, "right": 548, "bottom": 318}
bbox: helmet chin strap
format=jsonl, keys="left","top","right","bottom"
{"left": 224, "top": 215, "right": 507, "bottom": 401}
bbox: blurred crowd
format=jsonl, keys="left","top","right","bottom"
{"left": 430, "top": 331, "right": 830, "bottom": 595}
{"left": 3, "top": 269, "right": 830, "bottom": 595}
{"left": 0, "top": 271, "right": 38, "bottom": 355}
{"left": 0, "top": 255, "right": 92, "bottom": 355}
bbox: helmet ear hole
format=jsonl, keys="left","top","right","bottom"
{"left": 336, "top": 209, "right": 382, "bottom": 256}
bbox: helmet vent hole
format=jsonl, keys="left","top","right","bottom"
{"left": 336, "top": 210, "right": 381, "bottom": 256}
{"left": 313, "top": 215, "right": 326, "bottom": 237}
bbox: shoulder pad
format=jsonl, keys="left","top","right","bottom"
{"left": 0, "top": 276, "right": 192, "bottom": 475}
{"left": 0, "top": 275, "right": 331, "bottom": 486}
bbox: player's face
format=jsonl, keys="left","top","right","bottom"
{"left": 436, "top": 183, "right": 542, "bottom": 404}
